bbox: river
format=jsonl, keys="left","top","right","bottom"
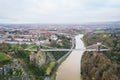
{"left": 56, "top": 34, "right": 85, "bottom": 80}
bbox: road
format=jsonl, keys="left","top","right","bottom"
{"left": 56, "top": 34, "right": 85, "bottom": 80}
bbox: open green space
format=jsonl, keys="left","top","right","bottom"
{"left": 26, "top": 45, "right": 38, "bottom": 51}
{"left": 46, "top": 61, "right": 56, "bottom": 76}
{"left": 0, "top": 53, "right": 11, "bottom": 65}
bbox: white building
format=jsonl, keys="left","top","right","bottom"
{"left": 50, "top": 35, "right": 58, "bottom": 41}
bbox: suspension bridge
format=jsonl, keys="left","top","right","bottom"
{"left": 39, "top": 42, "right": 110, "bottom": 52}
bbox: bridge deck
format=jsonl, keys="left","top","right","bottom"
{"left": 40, "top": 49, "right": 109, "bottom": 51}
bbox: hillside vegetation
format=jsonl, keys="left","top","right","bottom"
{"left": 0, "top": 53, "right": 11, "bottom": 66}
{"left": 81, "top": 33, "right": 120, "bottom": 80}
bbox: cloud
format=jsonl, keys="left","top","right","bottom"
{"left": 0, "top": 0, "right": 120, "bottom": 23}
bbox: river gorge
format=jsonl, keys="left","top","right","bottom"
{"left": 56, "top": 34, "right": 85, "bottom": 80}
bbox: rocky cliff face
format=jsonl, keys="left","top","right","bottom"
{"left": 30, "top": 51, "right": 46, "bottom": 66}
{"left": 36, "top": 51, "right": 46, "bottom": 66}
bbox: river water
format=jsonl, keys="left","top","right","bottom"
{"left": 56, "top": 34, "right": 85, "bottom": 80}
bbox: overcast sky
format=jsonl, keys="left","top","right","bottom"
{"left": 0, "top": 0, "right": 120, "bottom": 24}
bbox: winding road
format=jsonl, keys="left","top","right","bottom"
{"left": 56, "top": 34, "right": 85, "bottom": 80}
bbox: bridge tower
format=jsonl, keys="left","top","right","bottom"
{"left": 97, "top": 42, "right": 101, "bottom": 52}
{"left": 93, "top": 42, "right": 100, "bottom": 56}
{"left": 86, "top": 42, "right": 109, "bottom": 56}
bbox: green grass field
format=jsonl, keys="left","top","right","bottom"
{"left": 0, "top": 53, "right": 11, "bottom": 65}
{"left": 26, "top": 45, "right": 38, "bottom": 51}
{"left": 46, "top": 61, "right": 56, "bottom": 75}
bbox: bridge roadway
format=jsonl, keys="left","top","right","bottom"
{"left": 40, "top": 48, "right": 109, "bottom": 52}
